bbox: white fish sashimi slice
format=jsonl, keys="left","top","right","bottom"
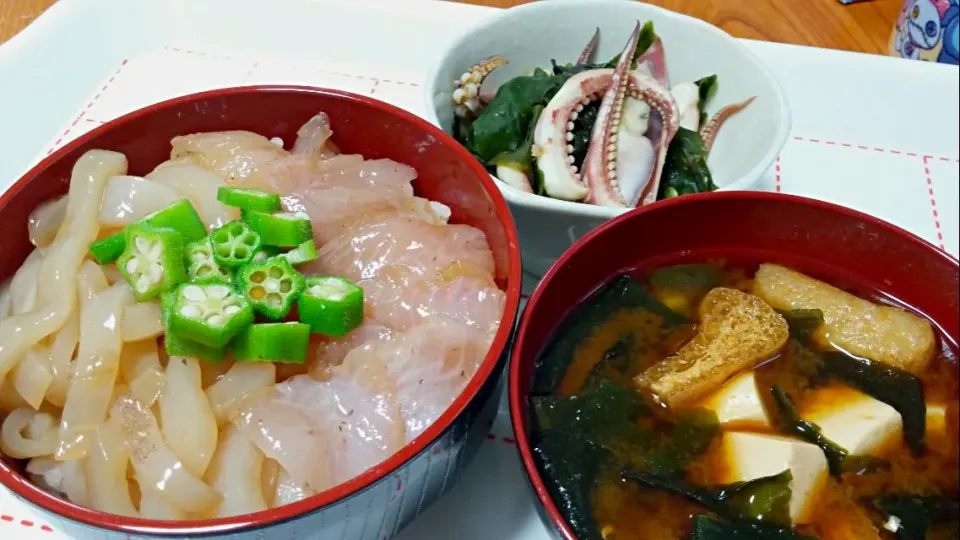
{"left": 330, "top": 158, "right": 418, "bottom": 189}
{"left": 284, "top": 187, "right": 446, "bottom": 244}
{"left": 290, "top": 364, "right": 404, "bottom": 484}
{"left": 233, "top": 392, "right": 335, "bottom": 494}
{"left": 170, "top": 131, "right": 289, "bottom": 189}
{"left": 265, "top": 154, "right": 365, "bottom": 193}
{"left": 341, "top": 317, "right": 492, "bottom": 442}
{"left": 291, "top": 112, "right": 333, "bottom": 155}
{"left": 307, "top": 321, "right": 395, "bottom": 381}
{"left": 305, "top": 217, "right": 495, "bottom": 282}
{"left": 284, "top": 185, "right": 412, "bottom": 240}
{"left": 359, "top": 273, "right": 505, "bottom": 334}
{"left": 235, "top": 368, "right": 404, "bottom": 494}
{"left": 266, "top": 155, "right": 416, "bottom": 194}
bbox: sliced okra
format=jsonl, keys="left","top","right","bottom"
{"left": 117, "top": 223, "right": 187, "bottom": 301}
{"left": 210, "top": 220, "right": 262, "bottom": 269}
{"left": 167, "top": 279, "right": 253, "bottom": 347}
{"left": 236, "top": 257, "right": 305, "bottom": 320}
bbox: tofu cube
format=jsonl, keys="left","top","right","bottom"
{"left": 699, "top": 371, "right": 771, "bottom": 428}
{"left": 801, "top": 385, "right": 902, "bottom": 455}
{"left": 926, "top": 403, "right": 957, "bottom": 455}
{"left": 713, "top": 431, "right": 828, "bottom": 524}
{"left": 714, "top": 432, "right": 827, "bottom": 524}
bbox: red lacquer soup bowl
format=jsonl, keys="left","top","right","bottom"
{"left": 508, "top": 191, "right": 959, "bottom": 539}
{"left": 0, "top": 87, "right": 521, "bottom": 539}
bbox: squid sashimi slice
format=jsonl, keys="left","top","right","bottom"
{"left": 205, "top": 423, "right": 268, "bottom": 518}
{"left": 359, "top": 271, "right": 505, "bottom": 334}
{"left": 340, "top": 316, "right": 492, "bottom": 442}
{"left": 170, "top": 130, "right": 288, "bottom": 189}
{"left": 304, "top": 216, "right": 495, "bottom": 283}
{"left": 146, "top": 164, "right": 240, "bottom": 230}
{"left": 99, "top": 175, "right": 181, "bottom": 227}
{"left": 273, "top": 467, "right": 313, "bottom": 507}
{"left": 111, "top": 394, "right": 222, "bottom": 514}
{"left": 235, "top": 361, "right": 404, "bottom": 493}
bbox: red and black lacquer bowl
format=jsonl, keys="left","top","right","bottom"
{"left": 0, "top": 87, "right": 522, "bottom": 539}
{"left": 508, "top": 191, "right": 959, "bottom": 539}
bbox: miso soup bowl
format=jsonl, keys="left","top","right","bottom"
{"left": 0, "top": 87, "right": 522, "bottom": 539}
{"left": 424, "top": 0, "right": 791, "bottom": 278}
{"left": 508, "top": 191, "right": 959, "bottom": 539}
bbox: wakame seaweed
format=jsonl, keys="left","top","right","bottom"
{"left": 695, "top": 75, "right": 719, "bottom": 128}
{"left": 532, "top": 382, "right": 720, "bottom": 537}
{"left": 658, "top": 127, "right": 718, "bottom": 199}
{"left": 467, "top": 68, "right": 569, "bottom": 163}
{"left": 623, "top": 468, "right": 796, "bottom": 529}
{"left": 605, "top": 21, "right": 657, "bottom": 70}
{"left": 568, "top": 100, "right": 601, "bottom": 171}
{"left": 644, "top": 408, "right": 719, "bottom": 474}
{"left": 776, "top": 309, "right": 825, "bottom": 344}
{"left": 532, "top": 379, "right": 719, "bottom": 473}
{"left": 491, "top": 104, "right": 544, "bottom": 188}
{"left": 721, "top": 471, "right": 793, "bottom": 526}
{"left": 585, "top": 336, "right": 634, "bottom": 386}
{"left": 868, "top": 494, "right": 960, "bottom": 540}
{"left": 688, "top": 515, "right": 817, "bottom": 540}
{"left": 532, "top": 379, "right": 650, "bottom": 448}
{"left": 649, "top": 263, "right": 723, "bottom": 299}
{"left": 531, "top": 274, "right": 688, "bottom": 395}
{"left": 766, "top": 385, "right": 891, "bottom": 477}
{"left": 769, "top": 385, "right": 849, "bottom": 477}
{"left": 821, "top": 351, "right": 927, "bottom": 456}
{"left": 532, "top": 433, "right": 609, "bottom": 540}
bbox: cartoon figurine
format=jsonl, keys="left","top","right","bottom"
{"left": 891, "top": 0, "right": 959, "bottom": 64}
{"left": 938, "top": 0, "right": 959, "bottom": 64}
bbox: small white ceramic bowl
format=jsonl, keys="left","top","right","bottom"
{"left": 424, "top": 0, "right": 791, "bottom": 278}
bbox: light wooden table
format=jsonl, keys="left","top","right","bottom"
{"left": 1, "top": 0, "right": 902, "bottom": 53}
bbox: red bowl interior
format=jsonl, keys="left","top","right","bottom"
{"left": 509, "top": 191, "right": 959, "bottom": 539}
{"left": 0, "top": 86, "right": 522, "bottom": 534}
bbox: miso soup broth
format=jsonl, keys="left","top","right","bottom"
{"left": 529, "top": 261, "right": 959, "bottom": 540}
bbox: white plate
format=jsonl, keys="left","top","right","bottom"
{"left": 0, "top": 0, "right": 957, "bottom": 538}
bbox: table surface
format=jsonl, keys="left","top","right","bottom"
{"left": 1, "top": 0, "right": 902, "bottom": 53}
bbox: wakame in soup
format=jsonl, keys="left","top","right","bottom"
{"left": 529, "top": 262, "right": 959, "bottom": 540}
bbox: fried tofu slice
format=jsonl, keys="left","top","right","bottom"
{"left": 752, "top": 264, "right": 935, "bottom": 374}
{"left": 636, "top": 287, "right": 788, "bottom": 409}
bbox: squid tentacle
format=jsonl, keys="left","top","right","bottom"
{"left": 452, "top": 55, "right": 509, "bottom": 118}
{"left": 581, "top": 22, "right": 643, "bottom": 207}
{"left": 575, "top": 28, "right": 601, "bottom": 66}
{"left": 700, "top": 96, "right": 756, "bottom": 153}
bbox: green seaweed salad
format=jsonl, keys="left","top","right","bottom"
{"left": 527, "top": 262, "right": 959, "bottom": 540}
{"left": 452, "top": 22, "right": 721, "bottom": 202}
